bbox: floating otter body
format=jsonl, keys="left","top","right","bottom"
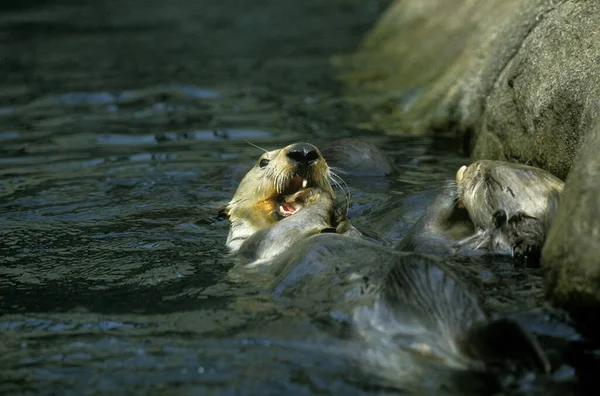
{"left": 225, "top": 142, "right": 550, "bottom": 387}
{"left": 455, "top": 160, "right": 563, "bottom": 259}
{"left": 397, "top": 181, "right": 474, "bottom": 255}
{"left": 226, "top": 142, "right": 337, "bottom": 256}
{"left": 266, "top": 234, "right": 548, "bottom": 375}
{"left": 400, "top": 160, "right": 564, "bottom": 262}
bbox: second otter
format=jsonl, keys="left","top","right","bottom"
{"left": 398, "top": 160, "right": 564, "bottom": 262}
{"left": 456, "top": 160, "right": 564, "bottom": 259}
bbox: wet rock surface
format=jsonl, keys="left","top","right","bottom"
{"left": 542, "top": 121, "right": 600, "bottom": 337}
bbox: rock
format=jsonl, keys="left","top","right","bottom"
{"left": 338, "top": 0, "right": 600, "bottom": 178}
{"left": 321, "top": 138, "right": 393, "bottom": 176}
{"left": 338, "top": 0, "right": 600, "bottom": 334}
{"left": 336, "top": 0, "right": 564, "bottom": 137}
{"left": 542, "top": 120, "right": 600, "bottom": 337}
{"left": 473, "top": 0, "right": 600, "bottom": 179}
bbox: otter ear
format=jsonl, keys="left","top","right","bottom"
{"left": 456, "top": 165, "right": 468, "bottom": 183}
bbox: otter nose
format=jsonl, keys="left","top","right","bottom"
{"left": 286, "top": 143, "right": 319, "bottom": 166}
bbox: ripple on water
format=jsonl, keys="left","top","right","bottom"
{"left": 96, "top": 134, "right": 158, "bottom": 145}
{"left": 0, "top": 106, "right": 15, "bottom": 115}
{"left": 0, "top": 317, "right": 142, "bottom": 332}
{"left": 95, "top": 128, "right": 274, "bottom": 145}
{"left": 0, "top": 334, "right": 372, "bottom": 395}
{"left": 0, "top": 130, "right": 19, "bottom": 140}
{"left": 26, "top": 85, "right": 220, "bottom": 108}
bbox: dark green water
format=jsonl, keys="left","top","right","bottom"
{"left": 0, "top": 0, "right": 591, "bottom": 394}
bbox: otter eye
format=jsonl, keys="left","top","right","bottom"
{"left": 259, "top": 159, "right": 270, "bottom": 168}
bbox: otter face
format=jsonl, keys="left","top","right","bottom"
{"left": 226, "top": 142, "right": 334, "bottom": 252}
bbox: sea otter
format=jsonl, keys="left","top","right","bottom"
{"left": 226, "top": 142, "right": 333, "bottom": 252}
{"left": 400, "top": 160, "right": 564, "bottom": 262}
{"left": 225, "top": 142, "right": 358, "bottom": 263}
{"left": 225, "top": 141, "right": 550, "bottom": 387}
{"left": 455, "top": 160, "right": 564, "bottom": 259}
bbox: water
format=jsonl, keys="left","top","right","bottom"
{"left": 0, "top": 0, "right": 593, "bottom": 394}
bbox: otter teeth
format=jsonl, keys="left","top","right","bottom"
{"left": 302, "top": 179, "right": 308, "bottom": 188}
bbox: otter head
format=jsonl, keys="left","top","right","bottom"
{"left": 226, "top": 142, "right": 335, "bottom": 252}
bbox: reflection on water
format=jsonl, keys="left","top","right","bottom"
{"left": 0, "top": 0, "right": 591, "bottom": 394}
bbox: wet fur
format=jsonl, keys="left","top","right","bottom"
{"left": 226, "top": 143, "right": 334, "bottom": 253}
{"left": 457, "top": 160, "right": 564, "bottom": 260}
{"left": 237, "top": 188, "right": 335, "bottom": 264}
{"left": 268, "top": 235, "right": 549, "bottom": 376}
{"left": 397, "top": 181, "right": 474, "bottom": 255}
{"left": 401, "top": 161, "right": 563, "bottom": 262}
{"left": 227, "top": 144, "right": 550, "bottom": 386}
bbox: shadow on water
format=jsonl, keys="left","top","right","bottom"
{"left": 0, "top": 0, "right": 594, "bottom": 395}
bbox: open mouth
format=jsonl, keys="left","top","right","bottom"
{"left": 276, "top": 176, "right": 309, "bottom": 217}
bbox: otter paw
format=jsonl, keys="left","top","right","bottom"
{"left": 277, "top": 187, "right": 332, "bottom": 217}
{"left": 335, "top": 219, "right": 352, "bottom": 234}
{"left": 283, "top": 187, "right": 323, "bottom": 205}
{"left": 508, "top": 211, "right": 536, "bottom": 224}
{"left": 513, "top": 242, "right": 542, "bottom": 266}
{"left": 492, "top": 209, "right": 507, "bottom": 228}
{"left": 277, "top": 188, "right": 316, "bottom": 217}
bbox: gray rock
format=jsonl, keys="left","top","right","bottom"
{"left": 321, "top": 138, "right": 393, "bottom": 176}
{"left": 542, "top": 120, "right": 600, "bottom": 335}
{"left": 337, "top": 0, "right": 564, "bottom": 137}
{"left": 473, "top": 0, "right": 600, "bottom": 179}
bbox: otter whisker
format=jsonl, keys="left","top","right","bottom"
{"left": 274, "top": 169, "right": 287, "bottom": 194}
{"left": 273, "top": 170, "right": 281, "bottom": 194}
{"left": 279, "top": 174, "right": 285, "bottom": 194}
{"left": 280, "top": 171, "right": 288, "bottom": 194}
{"left": 329, "top": 169, "right": 351, "bottom": 218}
{"left": 330, "top": 169, "right": 350, "bottom": 197}
{"left": 329, "top": 166, "right": 348, "bottom": 175}
{"left": 330, "top": 176, "right": 346, "bottom": 214}
{"left": 245, "top": 140, "right": 269, "bottom": 153}
{"left": 227, "top": 197, "right": 248, "bottom": 208}
{"left": 330, "top": 170, "right": 351, "bottom": 206}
